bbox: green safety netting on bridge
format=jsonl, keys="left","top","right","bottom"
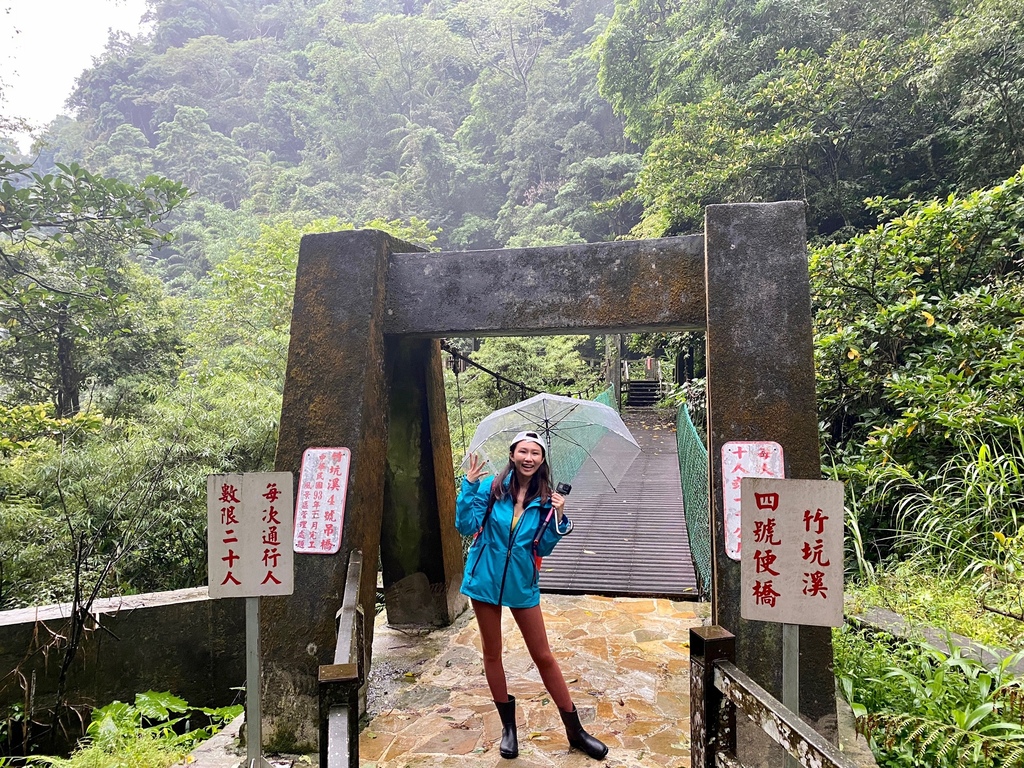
{"left": 676, "top": 404, "right": 711, "bottom": 599}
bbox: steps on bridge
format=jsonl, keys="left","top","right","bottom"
{"left": 624, "top": 380, "right": 661, "bottom": 407}
{"left": 540, "top": 408, "right": 698, "bottom": 599}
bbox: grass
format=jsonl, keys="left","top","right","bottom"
{"left": 24, "top": 733, "right": 188, "bottom": 768}
{"left": 834, "top": 625, "right": 1024, "bottom": 767}
{"left": 845, "top": 559, "right": 1024, "bottom": 652}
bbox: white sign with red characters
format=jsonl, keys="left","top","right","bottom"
{"left": 207, "top": 473, "right": 294, "bottom": 598}
{"left": 740, "top": 478, "right": 844, "bottom": 627}
{"left": 293, "top": 447, "right": 350, "bottom": 555}
{"left": 721, "top": 441, "right": 784, "bottom": 560}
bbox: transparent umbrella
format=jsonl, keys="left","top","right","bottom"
{"left": 461, "top": 392, "right": 641, "bottom": 491}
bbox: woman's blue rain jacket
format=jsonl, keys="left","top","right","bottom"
{"left": 456, "top": 474, "right": 571, "bottom": 608}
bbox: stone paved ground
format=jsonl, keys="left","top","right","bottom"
{"left": 182, "top": 593, "right": 875, "bottom": 768}
{"left": 182, "top": 594, "right": 706, "bottom": 768}
{"left": 358, "top": 594, "right": 705, "bottom": 768}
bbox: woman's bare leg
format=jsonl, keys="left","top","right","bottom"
{"left": 472, "top": 599, "right": 509, "bottom": 702}
{"left": 510, "top": 604, "right": 573, "bottom": 711}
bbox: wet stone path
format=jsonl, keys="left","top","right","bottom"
{"left": 360, "top": 594, "right": 706, "bottom": 768}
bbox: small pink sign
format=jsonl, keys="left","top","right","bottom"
{"left": 721, "top": 441, "right": 784, "bottom": 560}
{"left": 293, "top": 447, "right": 350, "bottom": 555}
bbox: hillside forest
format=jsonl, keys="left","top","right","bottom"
{"left": 2, "top": 0, "right": 1024, "bottom": 764}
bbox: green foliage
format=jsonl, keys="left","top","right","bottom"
{"left": 966, "top": 526, "right": 1024, "bottom": 627}
{"left": 0, "top": 157, "right": 187, "bottom": 416}
{"left": 26, "top": 691, "right": 242, "bottom": 768}
{"left": 879, "top": 434, "right": 1024, "bottom": 574}
{"left": 846, "top": 561, "right": 1022, "bottom": 652}
{"left": 814, "top": 170, "right": 1024, "bottom": 566}
{"left": 920, "top": 0, "right": 1024, "bottom": 191}
{"left": 0, "top": 158, "right": 186, "bottom": 248}
{"left": 465, "top": 336, "right": 603, "bottom": 409}
{"left": 595, "top": 0, "right": 1023, "bottom": 237}
{"left": 0, "top": 405, "right": 103, "bottom": 457}
{"left": 155, "top": 107, "right": 247, "bottom": 207}
{"left": 32, "top": 0, "right": 635, "bottom": 251}
{"left": 835, "top": 627, "right": 1024, "bottom": 767}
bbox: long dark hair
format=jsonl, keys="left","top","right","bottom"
{"left": 489, "top": 442, "right": 553, "bottom": 507}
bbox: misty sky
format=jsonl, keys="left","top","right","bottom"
{"left": 3, "top": 0, "right": 147, "bottom": 149}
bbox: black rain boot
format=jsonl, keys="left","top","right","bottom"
{"left": 559, "top": 705, "right": 608, "bottom": 760}
{"left": 494, "top": 696, "right": 518, "bottom": 759}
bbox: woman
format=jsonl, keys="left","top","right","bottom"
{"left": 456, "top": 430, "right": 608, "bottom": 760}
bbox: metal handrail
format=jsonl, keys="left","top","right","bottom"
{"left": 690, "top": 626, "right": 858, "bottom": 768}
{"left": 318, "top": 550, "right": 364, "bottom": 768}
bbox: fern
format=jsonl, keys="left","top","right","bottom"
{"left": 862, "top": 711, "right": 1024, "bottom": 768}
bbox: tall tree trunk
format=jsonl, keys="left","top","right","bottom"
{"left": 55, "top": 303, "right": 81, "bottom": 417}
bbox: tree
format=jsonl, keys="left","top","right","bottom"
{"left": 813, "top": 171, "right": 1024, "bottom": 469}
{"left": 0, "top": 157, "right": 187, "bottom": 415}
{"left": 446, "top": 0, "right": 561, "bottom": 99}
{"left": 88, "top": 124, "right": 157, "bottom": 184}
{"left": 466, "top": 335, "right": 602, "bottom": 410}
{"left": 593, "top": 0, "right": 1001, "bottom": 237}
{"left": 155, "top": 106, "right": 248, "bottom": 207}
{"left": 920, "top": 0, "right": 1024, "bottom": 190}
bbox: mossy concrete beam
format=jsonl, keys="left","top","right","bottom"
{"left": 385, "top": 236, "right": 706, "bottom": 336}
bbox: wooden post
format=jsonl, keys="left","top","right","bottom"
{"left": 690, "top": 625, "right": 737, "bottom": 768}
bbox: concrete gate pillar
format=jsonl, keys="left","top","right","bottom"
{"left": 262, "top": 208, "right": 836, "bottom": 753}
{"left": 381, "top": 338, "right": 466, "bottom": 625}
{"left": 704, "top": 201, "right": 837, "bottom": 757}
{"left": 263, "top": 230, "right": 464, "bottom": 751}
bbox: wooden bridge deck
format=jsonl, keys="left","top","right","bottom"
{"left": 540, "top": 408, "right": 700, "bottom": 600}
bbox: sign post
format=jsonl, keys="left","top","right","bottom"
{"left": 208, "top": 472, "right": 295, "bottom": 768}
{"left": 740, "top": 478, "right": 844, "bottom": 767}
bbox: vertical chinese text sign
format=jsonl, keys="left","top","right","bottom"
{"left": 207, "top": 473, "right": 294, "bottom": 598}
{"left": 721, "top": 441, "right": 785, "bottom": 560}
{"left": 293, "top": 447, "right": 350, "bottom": 555}
{"left": 739, "top": 478, "right": 844, "bottom": 627}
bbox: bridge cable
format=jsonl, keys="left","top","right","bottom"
{"left": 439, "top": 340, "right": 597, "bottom": 400}
{"left": 453, "top": 362, "right": 468, "bottom": 456}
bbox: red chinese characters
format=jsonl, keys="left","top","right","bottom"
{"left": 740, "top": 478, "right": 844, "bottom": 627}
{"left": 293, "top": 448, "right": 350, "bottom": 555}
{"left": 219, "top": 483, "right": 242, "bottom": 587}
{"left": 260, "top": 483, "right": 283, "bottom": 585}
{"left": 207, "top": 473, "right": 294, "bottom": 598}
{"left": 800, "top": 508, "right": 831, "bottom": 598}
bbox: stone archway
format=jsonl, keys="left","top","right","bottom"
{"left": 262, "top": 202, "right": 835, "bottom": 757}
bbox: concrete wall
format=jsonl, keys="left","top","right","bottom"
{"left": 0, "top": 589, "right": 245, "bottom": 741}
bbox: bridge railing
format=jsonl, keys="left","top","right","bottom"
{"left": 690, "top": 626, "right": 858, "bottom": 768}
{"left": 318, "top": 550, "right": 364, "bottom": 768}
{"left": 676, "top": 403, "right": 710, "bottom": 599}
